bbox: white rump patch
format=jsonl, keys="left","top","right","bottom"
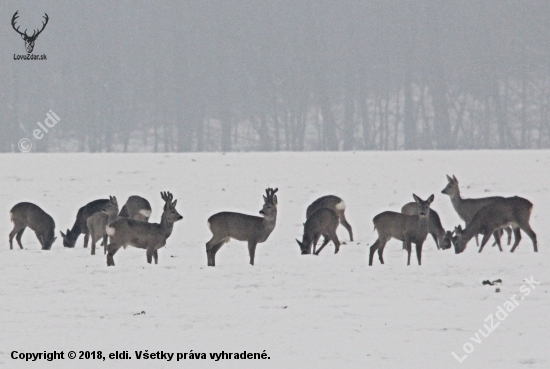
{"left": 335, "top": 200, "right": 346, "bottom": 211}
{"left": 9, "top": 212, "right": 13, "bottom": 222}
{"left": 106, "top": 226, "right": 116, "bottom": 237}
{"left": 139, "top": 209, "right": 151, "bottom": 218}
{"left": 207, "top": 221, "right": 211, "bottom": 230}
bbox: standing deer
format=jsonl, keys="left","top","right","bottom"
{"left": 401, "top": 202, "right": 452, "bottom": 250}
{"left": 86, "top": 196, "right": 119, "bottom": 255}
{"left": 9, "top": 202, "right": 56, "bottom": 250}
{"left": 61, "top": 199, "right": 109, "bottom": 248}
{"left": 206, "top": 188, "right": 278, "bottom": 267}
{"left": 369, "top": 194, "right": 434, "bottom": 266}
{"left": 452, "top": 196, "right": 537, "bottom": 254}
{"left": 296, "top": 208, "right": 340, "bottom": 255}
{"left": 118, "top": 195, "right": 151, "bottom": 222}
{"left": 106, "top": 192, "right": 182, "bottom": 266}
{"left": 306, "top": 195, "right": 353, "bottom": 241}
{"left": 441, "top": 175, "right": 512, "bottom": 247}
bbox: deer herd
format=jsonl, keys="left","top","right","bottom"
{"left": 8, "top": 175, "right": 538, "bottom": 267}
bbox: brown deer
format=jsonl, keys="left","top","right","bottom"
{"left": 441, "top": 175, "right": 512, "bottom": 247}
{"left": 452, "top": 196, "right": 537, "bottom": 254}
{"left": 106, "top": 192, "right": 182, "bottom": 266}
{"left": 86, "top": 196, "right": 119, "bottom": 255}
{"left": 369, "top": 194, "right": 434, "bottom": 266}
{"left": 61, "top": 199, "right": 109, "bottom": 248}
{"left": 118, "top": 195, "right": 151, "bottom": 222}
{"left": 401, "top": 202, "right": 452, "bottom": 250}
{"left": 306, "top": 195, "right": 353, "bottom": 241}
{"left": 296, "top": 208, "right": 340, "bottom": 255}
{"left": 206, "top": 188, "right": 278, "bottom": 267}
{"left": 9, "top": 202, "right": 56, "bottom": 250}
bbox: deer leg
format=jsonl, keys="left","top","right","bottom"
{"left": 312, "top": 234, "right": 321, "bottom": 254}
{"left": 153, "top": 249, "right": 158, "bottom": 264}
{"left": 106, "top": 243, "right": 121, "bottom": 266}
{"left": 15, "top": 227, "right": 26, "bottom": 249}
{"left": 9, "top": 225, "right": 25, "bottom": 249}
{"left": 509, "top": 227, "right": 522, "bottom": 252}
{"left": 478, "top": 232, "right": 492, "bottom": 253}
{"left": 378, "top": 238, "right": 389, "bottom": 264}
{"left": 209, "top": 241, "right": 226, "bottom": 266}
{"left": 474, "top": 234, "right": 480, "bottom": 246}
{"left": 492, "top": 230, "right": 503, "bottom": 252}
{"left": 248, "top": 241, "right": 257, "bottom": 266}
{"left": 415, "top": 241, "right": 424, "bottom": 265}
{"left": 146, "top": 248, "right": 154, "bottom": 264}
{"left": 405, "top": 239, "right": 412, "bottom": 266}
{"left": 431, "top": 232, "right": 440, "bottom": 249}
{"left": 521, "top": 225, "right": 537, "bottom": 253}
{"left": 505, "top": 227, "right": 512, "bottom": 246}
{"left": 369, "top": 239, "right": 380, "bottom": 266}
{"left": 339, "top": 214, "right": 353, "bottom": 241}
{"left": 206, "top": 237, "right": 226, "bottom": 266}
{"left": 91, "top": 235, "right": 97, "bottom": 255}
{"left": 83, "top": 232, "right": 90, "bottom": 248}
{"left": 314, "top": 236, "right": 331, "bottom": 256}
{"left": 329, "top": 230, "right": 341, "bottom": 254}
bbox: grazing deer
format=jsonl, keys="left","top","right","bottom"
{"left": 306, "top": 195, "right": 353, "bottom": 241}
{"left": 9, "top": 202, "right": 56, "bottom": 250}
{"left": 206, "top": 188, "right": 278, "bottom": 267}
{"left": 452, "top": 196, "right": 537, "bottom": 254}
{"left": 296, "top": 208, "right": 340, "bottom": 255}
{"left": 86, "top": 196, "right": 119, "bottom": 256}
{"left": 61, "top": 199, "right": 109, "bottom": 248}
{"left": 106, "top": 192, "right": 182, "bottom": 266}
{"left": 118, "top": 195, "right": 151, "bottom": 222}
{"left": 441, "top": 175, "right": 512, "bottom": 247}
{"left": 401, "top": 202, "right": 452, "bottom": 250}
{"left": 369, "top": 194, "right": 434, "bottom": 266}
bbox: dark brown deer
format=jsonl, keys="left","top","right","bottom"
{"left": 306, "top": 195, "right": 353, "bottom": 241}
{"left": 118, "top": 195, "right": 151, "bottom": 222}
{"left": 106, "top": 192, "right": 182, "bottom": 266}
{"left": 86, "top": 196, "right": 119, "bottom": 256}
{"left": 61, "top": 199, "right": 109, "bottom": 248}
{"left": 9, "top": 202, "right": 56, "bottom": 250}
{"left": 11, "top": 11, "right": 49, "bottom": 53}
{"left": 401, "top": 202, "right": 452, "bottom": 250}
{"left": 206, "top": 188, "right": 278, "bottom": 267}
{"left": 369, "top": 194, "right": 434, "bottom": 266}
{"left": 441, "top": 175, "right": 512, "bottom": 247}
{"left": 296, "top": 208, "right": 340, "bottom": 255}
{"left": 452, "top": 196, "right": 537, "bottom": 254}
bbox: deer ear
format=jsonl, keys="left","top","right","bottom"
{"left": 60, "top": 231, "right": 65, "bottom": 238}
{"left": 413, "top": 194, "right": 421, "bottom": 203}
{"left": 446, "top": 174, "right": 453, "bottom": 183}
{"left": 112, "top": 196, "right": 118, "bottom": 205}
{"left": 273, "top": 195, "right": 278, "bottom": 205}
{"left": 452, "top": 175, "right": 458, "bottom": 183}
{"left": 296, "top": 239, "right": 303, "bottom": 247}
{"left": 263, "top": 195, "right": 267, "bottom": 202}
{"left": 20, "top": 34, "right": 26, "bottom": 40}
{"left": 171, "top": 200, "right": 177, "bottom": 207}
{"left": 427, "top": 194, "right": 434, "bottom": 204}
{"left": 53, "top": 237, "right": 57, "bottom": 243}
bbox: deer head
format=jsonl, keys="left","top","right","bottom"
{"left": 12, "top": 11, "right": 49, "bottom": 54}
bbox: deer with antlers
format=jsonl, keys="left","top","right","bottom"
{"left": 11, "top": 11, "right": 49, "bottom": 54}
{"left": 105, "top": 192, "right": 182, "bottom": 266}
{"left": 206, "top": 188, "right": 278, "bottom": 266}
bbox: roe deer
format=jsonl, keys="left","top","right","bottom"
{"left": 86, "top": 196, "right": 119, "bottom": 256}
{"left": 296, "top": 208, "right": 340, "bottom": 255}
{"left": 306, "top": 195, "right": 353, "bottom": 241}
{"left": 206, "top": 188, "right": 278, "bottom": 267}
{"left": 9, "top": 202, "right": 56, "bottom": 250}
{"left": 119, "top": 195, "right": 151, "bottom": 222}
{"left": 61, "top": 199, "right": 109, "bottom": 248}
{"left": 401, "top": 202, "right": 452, "bottom": 250}
{"left": 106, "top": 192, "right": 182, "bottom": 266}
{"left": 369, "top": 194, "right": 434, "bottom": 266}
{"left": 452, "top": 196, "right": 537, "bottom": 254}
{"left": 441, "top": 175, "right": 512, "bottom": 247}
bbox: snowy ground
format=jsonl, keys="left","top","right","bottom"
{"left": 0, "top": 151, "right": 548, "bottom": 369}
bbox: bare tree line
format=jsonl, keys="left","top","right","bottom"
{"left": 2, "top": 0, "right": 550, "bottom": 152}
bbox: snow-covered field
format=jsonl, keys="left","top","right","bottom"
{"left": 0, "top": 151, "right": 548, "bottom": 369}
